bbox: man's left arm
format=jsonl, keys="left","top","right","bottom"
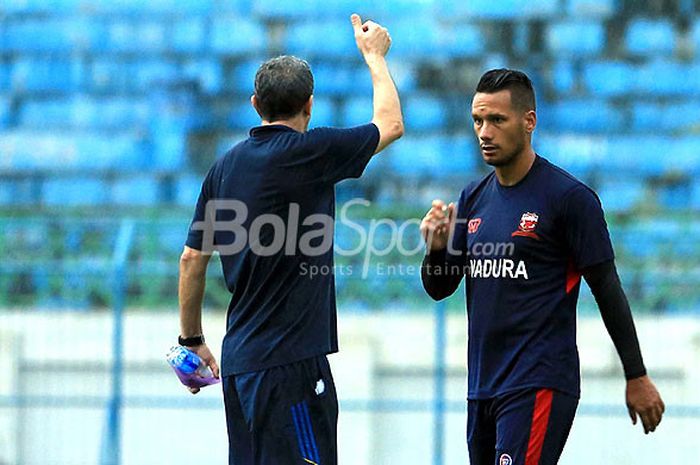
{"left": 178, "top": 245, "right": 219, "bottom": 394}
{"left": 582, "top": 261, "right": 665, "bottom": 434}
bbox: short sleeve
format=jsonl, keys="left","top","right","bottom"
{"left": 562, "top": 184, "right": 615, "bottom": 269}
{"left": 308, "top": 124, "right": 380, "bottom": 184}
{"left": 185, "top": 166, "right": 216, "bottom": 251}
{"left": 446, "top": 188, "right": 469, "bottom": 267}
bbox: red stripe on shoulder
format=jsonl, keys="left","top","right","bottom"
{"left": 565, "top": 260, "right": 581, "bottom": 294}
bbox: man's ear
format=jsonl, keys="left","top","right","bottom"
{"left": 251, "top": 95, "right": 262, "bottom": 117}
{"left": 303, "top": 95, "right": 313, "bottom": 117}
{"left": 524, "top": 110, "right": 537, "bottom": 133}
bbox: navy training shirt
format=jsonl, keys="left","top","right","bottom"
{"left": 186, "top": 123, "right": 380, "bottom": 376}
{"left": 448, "top": 155, "right": 614, "bottom": 399}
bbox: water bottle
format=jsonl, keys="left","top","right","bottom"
{"left": 166, "top": 345, "right": 219, "bottom": 388}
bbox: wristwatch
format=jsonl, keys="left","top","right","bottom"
{"left": 178, "top": 334, "right": 205, "bottom": 347}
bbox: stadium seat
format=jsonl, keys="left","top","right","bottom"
{"left": 624, "top": 18, "right": 676, "bottom": 56}
{"left": 0, "top": 95, "right": 9, "bottom": 128}
{"left": 91, "top": 59, "right": 179, "bottom": 92}
{"left": 42, "top": 179, "right": 109, "bottom": 207}
{"left": 171, "top": 19, "right": 206, "bottom": 53}
{"left": 285, "top": 22, "right": 356, "bottom": 58}
{"left": 582, "top": 60, "right": 635, "bottom": 96}
{"left": 596, "top": 180, "right": 644, "bottom": 213}
{"left": 0, "top": 0, "right": 82, "bottom": 13}
{"left": 2, "top": 19, "right": 101, "bottom": 53}
{"left": 112, "top": 177, "right": 161, "bottom": 206}
{"left": 657, "top": 182, "right": 692, "bottom": 210}
{"left": 311, "top": 64, "right": 359, "bottom": 96}
{"left": 19, "top": 97, "right": 152, "bottom": 130}
{"left": 567, "top": 0, "right": 617, "bottom": 17}
{"left": 439, "top": 0, "right": 557, "bottom": 19}
{"left": 635, "top": 60, "right": 690, "bottom": 96}
{"left": 691, "top": 182, "right": 700, "bottom": 210}
{"left": 537, "top": 99, "right": 623, "bottom": 132}
{"left": 631, "top": 101, "right": 700, "bottom": 132}
{"left": 253, "top": 0, "right": 325, "bottom": 18}
{"left": 546, "top": 21, "right": 606, "bottom": 56}
{"left": 602, "top": 136, "right": 666, "bottom": 175}
{"left": 229, "top": 59, "right": 263, "bottom": 93}
{"left": 105, "top": 21, "right": 168, "bottom": 53}
{"left": 11, "top": 59, "right": 81, "bottom": 93}
{"left": 692, "top": 19, "right": 700, "bottom": 53}
{"left": 403, "top": 96, "right": 448, "bottom": 131}
{"left": 550, "top": 60, "right": 577, "bottom": 94}
{"left": 386, "top": 20, "right": 441, "bottom": 58}
{"left": 341, "top": 97, "right": 372, "bottom": 127}
{"left": 388, "top": 136, "right": 478, "bottom": 177}
{"left": 182, "top": 59, "right": 224, "bottom": 94}
{"left": 309, "top": 98, "right": 337, "bottom": 128}
{"left": 533, "top": 133, "right": 603, "bottom": 178}
{"left": 211, "top": 18, "right": 267, "bottom": 55}
{"left": 0, "top": 180, "right": 35, "bottom": 206}
{"left": 441, "top": 24, "right": 485, "bottom": 58}
{"left": 228, "top": 102, "right": 261, "bottom": 129}
{"left": 175, "top": 176, "right": 203, "bottom": 207}
{"left": 87, "top": 0, "right": 215, "bottom": 14}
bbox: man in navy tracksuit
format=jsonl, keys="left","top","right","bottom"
{"left": 177, "top": 14, "right": 403, "bottom": 465}
{"left": 420, "top": 69, "right": 665, "bottom": 465}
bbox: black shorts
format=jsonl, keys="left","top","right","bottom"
{"left": 467, "top": 388, "right": 578, "bottom": 465}
{"left": 223, "top": 355, "right": 338, "bottom": 465}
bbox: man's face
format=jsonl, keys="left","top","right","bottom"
{"left": 471, "top": 89, "right": 534, "bottom": 167}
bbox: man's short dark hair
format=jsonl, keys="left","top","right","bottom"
{"left": 476, "top": 68, "right": 536, "bottom": 112}
{"left": 254, "top": 56, "right": 314, "bottom": 121}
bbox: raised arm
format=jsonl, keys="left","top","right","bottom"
{"left": 351, "top": 14, "right": 404, "bottom": 154}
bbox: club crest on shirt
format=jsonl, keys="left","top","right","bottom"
{"left": 511, "top": 212, "right": 540, "bottom": 240}
{"left": 468, "top": 218, "right": 482, "bottom": 234}
{"left": 499, "top": 453, "right": 513, "bottom": 465}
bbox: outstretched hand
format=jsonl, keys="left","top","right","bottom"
{"left": 626, "top": 375, "right": 664, "bottom": 434}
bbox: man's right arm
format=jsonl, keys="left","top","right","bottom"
{"left": 420, "top": 199, "right": 464, "bottom": 300}
{"left": 351, "top": 14, "right": 404, "bottom": 153}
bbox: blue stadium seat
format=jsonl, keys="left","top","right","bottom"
{"left": 211, "top": 18, "right": 267, "bottom": 55}
{"left": 229, "top": 102, "right": 261, "bottom": 129}
{"left": 229, "top": 59, "right": 263, "bottom": 93}
{"left": 403, "top": 96, "right": 447, "bottom": 131}
{"left": 546, "top": 21, "right": 605, "bottom": 56}
{"left": 658, "top": 182, "right": 692, "bottom": 210}
{"left": 311, "top": 64, "right": 358, "bottom": 96}
{"left": 0, "top": 0, "right": 82, "bottom": 13}
{"left": 388, "top": 136, "right": 477, "bottom": 176}
{"left": 0, "top": 180, "right": 35, "bottom": 206}
{"left": 635, "top": 60, "right": 689, "bottom": 96}
{"left": 387, "top": 20, "right": 441, "bottom": 58}
{"left": 532, "top": 134, "right": 603, "bottom": 178}
{"left": 439, "top": 0, "right": 557, "bottom": 19}
{"left": 0, "top": 96, "right": 9, "bottom": 128}
{"left": 441, "top": 24, "right": 485, "bottom": 58}
{"left": 537, "top": 99, "right": 623, "bottom": 132}
{"left": 693, "top": 19, "right": 700, "bottom": 53}
{"left": 42, "top": 179, "right": 109, "bottom": 207}
{"left": 602, "top": 136, "right": 666, "bottom": 175}
{"left": 176, "top": 176, "right": 203, "bottom": 207}
{"left": 88, "top": 0, "right": 215, "bottom": 14}
{"left": 91, "top": 59, "right": 179, "bottom": 92}
{"left": 596, "top": 180, "right": 644, "bottom": 213}
{"left": 625, "top": 18, "right": 675, "bottom": 56}
{"left": 692, "top": 181, "right": 700, "bottom": 210}
{"left": 2, "top": 19, "right": 100, "bottom": 53}
{"left": 309, "top": 98, "right": 337, "bottom": 128}
{"left": 582, "top": 60, "right": 635, "bottom": 96}
{"left": 11, "top": 59, "right": 81, "bottom": 93}
{"left": 632, "top": 101, "right": 700, "bottom": 132}
{"left": 567, "top": 0, "right": 617, "bottom": 17}
{"left": 550, "top": 61, "right": 577, "bottom": 94}
{"left": 285, "top": 22, "right": 356, "bottom": 58}
{"left": 253, "top": 0, "right": 324, "bottom": 18}
{"left": 19, "top": 97, "right": 152, "bottom": 129}
{"left": 112, "top": 177, "right": 161, "bottom": 205}
{"left": 341, "top": 97, "right": 372, "bottom": 127}
{"left": 105, "top": 21, "right": 168, "bottom": 53}
{"left": 183, "top": 59, "right": 223, "bottom": 94}
{"left": 171, "top": 20, "right": 206, "bottom": 53}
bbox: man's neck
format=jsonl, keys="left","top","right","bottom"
{"left": 261, "top": 116, "right": 307, "bottom": 133}
{"left": 494, "top": 148, "right": 537, "bottom": 187}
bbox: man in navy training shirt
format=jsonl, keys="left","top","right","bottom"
{"left": 420, "top": 69, "right": 664, "bottom": 465}
{"left": 177, "top": 14, "right": 403, "bottom": 465}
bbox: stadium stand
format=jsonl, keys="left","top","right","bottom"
{"left": 0, "top": 2, "right": 698, "bottom": 312}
